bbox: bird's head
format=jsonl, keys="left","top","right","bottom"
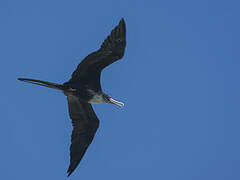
{"left": 102, "top": 93, "right": 124, "bottom": 107}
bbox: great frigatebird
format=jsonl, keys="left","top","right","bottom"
{"left": 18, "top": 18, "right": 126, "bottom": 177}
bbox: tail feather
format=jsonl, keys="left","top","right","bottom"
{"left": 18, "top": 78, "right": 64, "bottom": 90}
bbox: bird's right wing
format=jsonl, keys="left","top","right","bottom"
{"left": 69, "top": 18, "right": 126, "bottom": 83}
{"left": 66, "top": 94, "right": 99, "bottom": 177}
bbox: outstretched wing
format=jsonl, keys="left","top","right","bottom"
{"left": 68, "top": 18, "right": 126, "bottom": 86}
{"left": 67, "top": 94, "right": 99, "bottom": 177}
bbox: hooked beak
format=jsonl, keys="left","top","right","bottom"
{"left": 108, "top": 98, "right": 124, "bottom": 107}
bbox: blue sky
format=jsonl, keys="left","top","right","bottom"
{"left": 1, "top": 0, "right": 240, "bottom": 179}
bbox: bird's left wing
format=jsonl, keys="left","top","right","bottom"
{"left": 66, "top": 94, "right": 99, "bottom": 177}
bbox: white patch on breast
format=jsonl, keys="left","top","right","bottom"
{"left": 87, "top": 90, "right": 104, "bottom": 104}
{"left": 88, "top": 94, "right": 104, "bottom": 104}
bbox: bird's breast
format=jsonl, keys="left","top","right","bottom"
{"left": 87, "top": 89, "right": 104, "bottom": 104}
{"left": 88, "top": 93, "right": 104, "bottom": 104}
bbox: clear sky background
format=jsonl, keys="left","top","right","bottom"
{"left": 1, "top": 0, "right": 240, "bottom": 179}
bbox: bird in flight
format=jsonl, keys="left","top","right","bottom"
{"left": 18, "top": 18, "right": 126, "bottom": 177}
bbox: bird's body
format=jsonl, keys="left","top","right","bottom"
{"left": 87, "top": 90, "right": 104, "bottom": 104}
{"left": 18, "top": 18, "right": 126, "bottom": 177}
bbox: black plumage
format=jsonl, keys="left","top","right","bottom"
{"left": 18, "top": 18, "right": 126, "bottom": 177}
{"left": 65, "top": 18, "right": 126, "bottom": 92}
{"left": 67, "top": 94, "right": 99, "bottom": 176}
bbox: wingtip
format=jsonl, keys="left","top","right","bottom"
{"left": 119, "top": 18, "right": 126, "bottom": 37}
{"left": 120, "top": 17, "right": 125, "bottom": 25}
{"left": 67, "top": 170, "right": 72, "bottom": 177}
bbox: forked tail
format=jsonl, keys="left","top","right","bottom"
{"left": 18, "top": 78, "right": 64, "bottom": 90}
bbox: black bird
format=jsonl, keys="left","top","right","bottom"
{"left": 18, "top": 18, "right": 126, "bottom": 177}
